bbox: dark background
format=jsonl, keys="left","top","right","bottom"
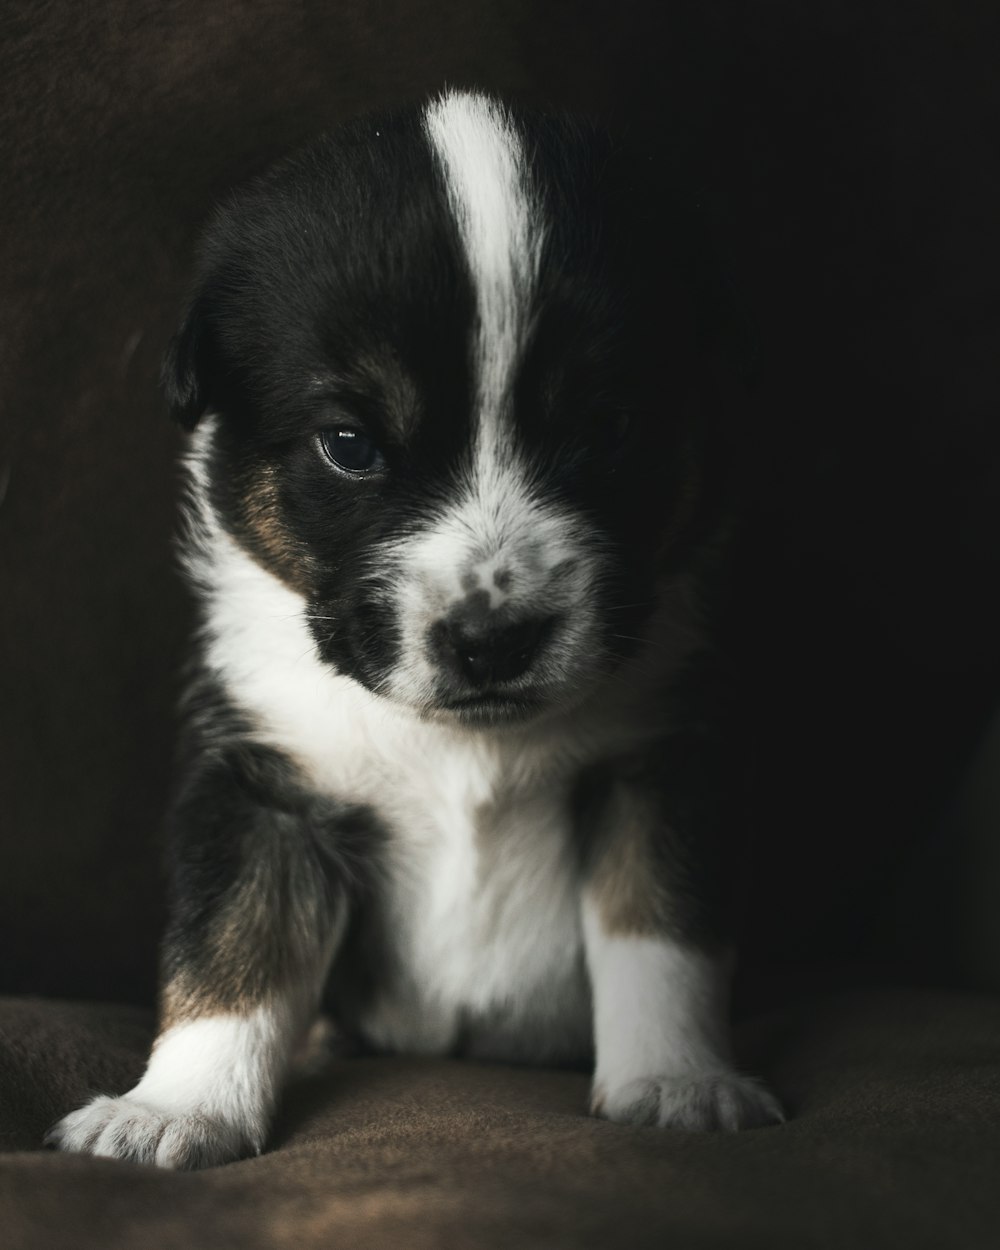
{"left": 2, "top": 0, "right": 998, "bottom": 1007}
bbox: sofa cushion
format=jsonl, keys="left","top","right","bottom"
{"left": 3, "top": 989, "right": 999, "bottom": 1248}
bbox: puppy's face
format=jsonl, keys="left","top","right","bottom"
{"left": 168, "top": 93, "right": 713, "bottom": 724}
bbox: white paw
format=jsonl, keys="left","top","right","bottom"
{"left": 45, "top": 1094, "right": 261, "bottom": 1170}
{"left": 593, "top": 1070, "right": 784, "bottom": 1132}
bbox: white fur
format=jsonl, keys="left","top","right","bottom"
{"left": 424, "top": 90, "right": 543, "bottom": 448}
{"left": 50, "top": 1008, "right": 296, "bottom": 1168}
{"left": 357, "top": 737, "right": 593, "bottom": 1060}
{"left": 583, "top": 901, "right": 733, "bottom": 1081}
{"left": 582, "top": 900, "right": 783, "bottom": 1130}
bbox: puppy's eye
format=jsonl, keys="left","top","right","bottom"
{"left": 319, "top": 428, "right": 385, "bottom": 474}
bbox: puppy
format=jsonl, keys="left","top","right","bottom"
{"left": 49, "top": 89, "right": 782, "bottom": 1169}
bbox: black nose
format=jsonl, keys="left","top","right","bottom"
{"left": 435, "top": 615, "right": 555, "bottom": 688}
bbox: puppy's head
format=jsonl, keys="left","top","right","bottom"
{"left": 167, "top": 91, "right": 721, "bottom": 724}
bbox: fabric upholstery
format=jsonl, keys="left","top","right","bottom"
{"left": 3, "top": 991, "right": 1000, "bottom": 1248}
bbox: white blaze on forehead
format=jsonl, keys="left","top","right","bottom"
{"left": 424, "top": 90, "right": 544, "bottom": 448}
{"left": 390, "top": 94, "right": 595, "bottom": 711}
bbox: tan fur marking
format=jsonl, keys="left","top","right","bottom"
{"left": 159, "top": 853, "right": 337, "bottom": 1030}
{"left": 586, "top": 784, "right": 675, "bottom": 938}
{"left": 159, "top": 977, "right": 212, "bottom": 1031}
{"left": 240, "top": 464, "right": 313, "bottom": 595}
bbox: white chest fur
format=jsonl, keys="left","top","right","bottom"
{"left": 355, "top": 731, "right": 593, "bottom": 1059}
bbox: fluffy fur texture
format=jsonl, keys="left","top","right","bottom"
{"left": 48, "top": 89, "right": 781, "bottom": 1169}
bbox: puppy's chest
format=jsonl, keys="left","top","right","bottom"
{"left": 331, "top": 731, "right": 593, "bottom": 1060}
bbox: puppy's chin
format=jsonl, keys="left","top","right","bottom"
{"left": 428, "top": 690, "right": 549, "bottom": 729}
{"left": 343, "top": 671, "right": 569, "bottom": 730}
{"left": 404, "top": 666, "right": 614, "bottom": 731}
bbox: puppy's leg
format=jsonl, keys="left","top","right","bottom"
{"left": 48, "top": 744, "right": 369, "bottom": 1169}
{"left": 582, "top": 743, "right": 783, "bottom": 1132}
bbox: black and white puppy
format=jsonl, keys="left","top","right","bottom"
{"left": 51, "top": 90, "right": 782, "bottom": 1168}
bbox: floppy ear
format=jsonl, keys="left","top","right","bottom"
{"left": 161, "top": 295, "right": 215, "bottom": 431}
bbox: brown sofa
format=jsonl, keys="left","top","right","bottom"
{"left": 3, "top": 3, "right": 999, "bottom": 1246}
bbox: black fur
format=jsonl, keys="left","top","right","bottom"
{"left": 163, "top": 674, "right": 385, "bottom": 1013}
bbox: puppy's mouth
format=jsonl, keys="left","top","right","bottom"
{"left": 436, "top": 688, "right": 546, "bottom": 726}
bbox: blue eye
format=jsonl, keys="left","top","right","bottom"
{"left": 320, "top": 428, "right": 384, "bottom": 474}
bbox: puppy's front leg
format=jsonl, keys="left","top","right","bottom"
{"left": 48, "top": 744, "right": 363, "bottom": 1169}
{"left": 582, "top": 755, "right": 783, "bottom": 1132}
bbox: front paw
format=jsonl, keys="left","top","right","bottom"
{"left": 45, "top": 1094, "right": 261, "bottom": 1169}
{"left": 592, "top": 1070, "right": 784, "bottom": 1132}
